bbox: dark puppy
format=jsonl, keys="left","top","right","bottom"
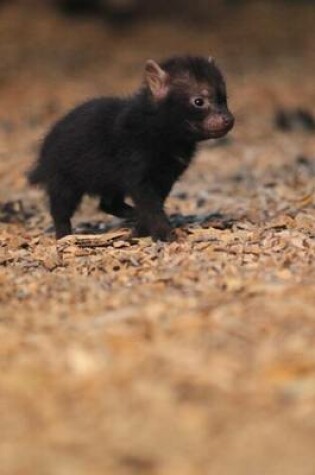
{"left": 29, "top": 55, "right": 234, "bottom": 240}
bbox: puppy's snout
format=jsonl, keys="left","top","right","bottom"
{"left": 223, "top": 113, "right": 234, "bottom": 129}
{"left": 205, "top": 111, "right": 234, "bottom": 133}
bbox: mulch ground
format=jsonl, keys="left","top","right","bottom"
{"left": 0, "top": 2, "right": 315, "bottom": 474}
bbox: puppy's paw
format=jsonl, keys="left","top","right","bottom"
{"left": 151, "top": 222, "right": 174, "bottom": 242}
{"left": 132, "top": 223, "right": 149, "bottom": 238}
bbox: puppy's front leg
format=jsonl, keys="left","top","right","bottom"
{"left": 130, "top": 181, "right": 173, "bottom": 241}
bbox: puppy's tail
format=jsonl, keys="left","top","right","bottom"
{"left": 27, "top": 163, "right": 45, "bottom": 185}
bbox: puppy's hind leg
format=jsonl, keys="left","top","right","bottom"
{"left": 99, "top": 192, "right": 136, "bottom": 220}
{"left": 48, "top": 181, "right": 82, "bottom": 239}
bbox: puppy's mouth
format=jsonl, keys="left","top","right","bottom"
{"left": 205, "top": 126, "right": 232, "bottom": 138}
{"left": 186, "top": 120, "right": 233, "bottom": 141}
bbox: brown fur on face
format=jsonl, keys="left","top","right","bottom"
{"left": 145, "top": 55, "right": 234, "bottom": 140}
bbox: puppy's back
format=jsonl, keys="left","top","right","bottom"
{"left": 28, "top": 97, "right": 126, "bottom": 187}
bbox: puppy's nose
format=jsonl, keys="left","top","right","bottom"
{"left": 222, "top": 113, "right": 234, "bottom": 129}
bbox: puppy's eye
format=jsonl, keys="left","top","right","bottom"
{"left": 193, "top": 97, "right": 205, "bottom": 108}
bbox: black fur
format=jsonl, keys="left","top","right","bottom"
{"left": 28, "top": 55, "right": 234, "bottom": 240}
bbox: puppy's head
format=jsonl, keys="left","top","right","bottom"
{"left": 144, "top": 55, "right": 234, "bottom": 141}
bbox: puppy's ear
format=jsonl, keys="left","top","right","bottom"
{"left": 144, "top": 60, "right": 169, "bottom": 100}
